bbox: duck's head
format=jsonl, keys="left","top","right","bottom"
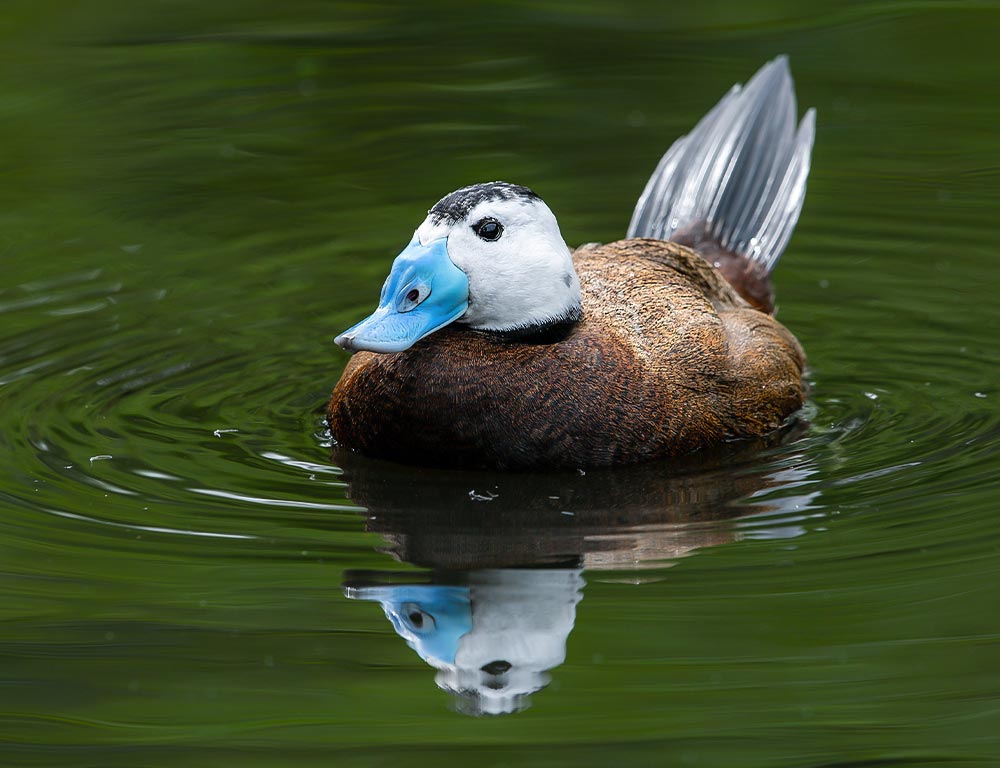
{"left": 335, "top": 182, "right": 582, "bottom": 353}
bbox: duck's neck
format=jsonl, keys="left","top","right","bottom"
{"left": 476, "top": 305, "right": 583, "bottom": 345}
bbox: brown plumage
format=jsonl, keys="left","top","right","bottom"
{"left": 329, "top": 59, "right": 815, "bottom": 469}
{"left": 327, "top": 238, "right": 805, "bottom": 469}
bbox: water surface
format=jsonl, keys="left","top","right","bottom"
{"left": 2, "top": 1, "right": 999, "bottom": 766}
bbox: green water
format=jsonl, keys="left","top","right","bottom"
{"left": 2, "top": 1, "right": 999, "bottom": 765}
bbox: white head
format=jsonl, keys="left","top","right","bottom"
{"left": 418, "top": 183, "right": 582, "bottom": 332}
{"left": 335, "top": 182, "right": 582, "bottom": 352}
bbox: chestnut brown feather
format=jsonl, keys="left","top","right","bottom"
{"left": 327, "top": 239, "right": 805, "bottom": 469}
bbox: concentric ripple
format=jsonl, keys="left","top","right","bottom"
{"left": 0, "top": 265, "right": 371, "bottom": 566}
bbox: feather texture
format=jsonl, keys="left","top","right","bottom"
{"left": 627, "top": 56, "right": 815, "bottom": 273}
{"left": 328, "top": 241, "right": 805, "bottom": 470}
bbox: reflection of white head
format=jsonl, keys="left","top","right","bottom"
{"left": 438, "top": 569, "right": 584, "bottom": 715}
{"left": 348, "top": 568, "right": 584, "bottom": 716}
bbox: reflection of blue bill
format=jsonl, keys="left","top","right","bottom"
{"left": 347, "top": 584, "right": 472, "bottom": 666}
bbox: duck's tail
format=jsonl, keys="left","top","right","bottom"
{"left": 627, "top": 57, "right": 815, "bottom": 285}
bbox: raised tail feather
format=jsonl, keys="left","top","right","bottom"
{"left": 627, "top": 56, "right": 815, "bottom": 275}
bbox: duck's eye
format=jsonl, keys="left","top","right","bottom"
{"left": 473, "top": 217, "right": 503, "bottom": 241}
{"left": 406, "top": 288, "right": 420, "bottom": 302}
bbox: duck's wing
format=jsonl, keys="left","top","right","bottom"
{"left": 627, "top": 56, "right": 815, "bottom": 277}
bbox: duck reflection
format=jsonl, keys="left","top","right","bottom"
{"left": 339, "top": 440, "right": 818, "bottom": 715}
{"left": 346, "top": 568, "right": 583, "bottom": 716}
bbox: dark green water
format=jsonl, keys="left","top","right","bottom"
{"left": 3, "top": 1, "right": 999, "bottom": 765}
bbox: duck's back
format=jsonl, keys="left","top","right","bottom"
{"left": 328, "top": 239, "right": 804, "bottom": 469}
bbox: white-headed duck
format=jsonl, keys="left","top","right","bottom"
{"left": 328, "top": 56, "right": 815, "bottom": 469}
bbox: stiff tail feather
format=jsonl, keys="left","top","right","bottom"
{"left": 627, "top": 56, "right": 815, "bottom": 275}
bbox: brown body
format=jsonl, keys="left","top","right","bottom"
{"left": 327, "top": 239, "right": 805, "bottom": 470}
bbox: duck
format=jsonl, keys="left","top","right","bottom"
{"left": 327, "top": 56, "right": 816, "bottom": 470}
